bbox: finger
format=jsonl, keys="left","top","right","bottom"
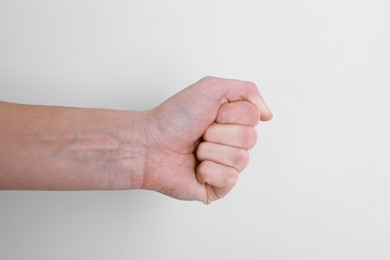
{"left": 196, "top": 160, "right": 238, "bottom": 188}
{"left": 196, "top": 142, "right": 249, "bottom": 172}
{"left": 203, "top": 123, "right": 257, "bottom": 149}
{"left": 216, "top": 101, "right": 260, "bottom": 126}
{"left": 196, "top": 160, "right": 238, "bottom": 202}
{"left": 198, "top": 76, "right": 273, "bottom": 121}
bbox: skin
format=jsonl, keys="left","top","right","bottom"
{"left": 0, "top": 76, "right": 272, "bottom": 203}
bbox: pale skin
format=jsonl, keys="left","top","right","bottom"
{"left": 0, "top": 76, "right": 272, "bottom": 203}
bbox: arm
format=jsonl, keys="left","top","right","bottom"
{"left": 0, "top": 77, "right": 272, "bottom": 203}
{"left": 0, "top": 101, "right": 147, "bottom": 190}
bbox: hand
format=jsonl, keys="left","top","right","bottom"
{"left": 141, "top": 76, "right": 272, "bottom": 203}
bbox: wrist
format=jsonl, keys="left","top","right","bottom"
{"left": 38, "top": 106, "right": 150, "bottom": 190}
{"left": 117, "top": 109, "right": 150, "bottom": 190}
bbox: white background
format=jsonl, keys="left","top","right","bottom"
{"left": 1, "top": 0, "right": 390, "bottom": 259}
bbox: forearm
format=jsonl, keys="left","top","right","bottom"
{"left": 0, "top": 101, "right": 147, "bottom": 190}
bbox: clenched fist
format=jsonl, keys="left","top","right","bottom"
{"left": 142, "top": 77, "right": 272, "bottom": 203}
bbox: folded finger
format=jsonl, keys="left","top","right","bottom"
{"left": 203, "top": 123, "right": 257, "bottom": 149}
{"left": 196, "top": 160, "right": 238, "bottom": 203}
{"left": 196, "top": 142, "right": 249, "bottom": 172}
{"left": 216, "top": 101, "right": 260, "bottom": 126}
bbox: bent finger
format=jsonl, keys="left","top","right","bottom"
{"left": 196, "top": 160, "right": 238, "bottom": 188}
{"left": 197, "top": 142, "right": 249, "bottom": 172}
{"left": 196, "top": 160, "right": 239, "bottom": 203}
{"left": 216, "top": 101, "right": 260, "bottom": 126}
{"left": 203, "top": 123, "right": 257, "bottom": 149}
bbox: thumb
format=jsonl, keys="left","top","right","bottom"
{"left": 194, "top": 76, "right": 273, "bottom": 121}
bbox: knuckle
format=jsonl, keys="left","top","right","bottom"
{"left": 197, "top": 161, "right": 210, "bottom": 183}
{"left": 234, "top": 149, "right": 249, "bottom": 170}
{"left": 245, "top": 80, "right": 257, "bottom": 89}
{"left": 198, "top": 161, "right": 209, "bottom": 174}
{"left": 202, "top": 125, "right": 214, "bottom": 142}
{"left": 243, "top": 127, "right": 257, "bottom": 149}
{"left": 200, "top": 76, "right": 217, "bottom": 84}
{"left": 196, "top": 142, "right": 207, "bottom": 160}
{"left": 224, "top": 168, "right": 238, "bottom": 187}
{"left": 243, "top": 102, "right": 260, "bottom": 126}
{"left": 216, "top": 109, "right": 225, "bottom": 123}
